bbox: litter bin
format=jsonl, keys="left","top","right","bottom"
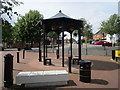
{"left": 79, "top": 60, "right": 91, "bottom": 83}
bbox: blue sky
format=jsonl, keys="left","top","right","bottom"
{"left": 2, "top": 0, "right": 119, "bottom": 34}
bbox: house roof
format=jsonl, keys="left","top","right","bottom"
{"left": 94, "top": 30, "right": 106, "bottom": 35}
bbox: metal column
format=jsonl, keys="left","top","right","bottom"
{"left": 62, "top": 31, "right": 64, "bottom": 67}
{"left": 70, "top": 32, "right": 73, "bottom": 59}
{"left": 78, "top": 29, "right": 82, "bottom": 61}
{"left": 39, "top": 30, "right": 42, "bottom": 62}
{"left": 43, "top": 28, "right": 46, "bottom": 65}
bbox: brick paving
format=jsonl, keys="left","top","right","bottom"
{"left": 1, "top": 50, "right": 120, "bottom": 90}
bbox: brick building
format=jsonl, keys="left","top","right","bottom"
{"left": 93, "top": 31, "right": 106, "bottom": 40}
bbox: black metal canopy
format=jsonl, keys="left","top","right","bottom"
{"left": 37, "top": 10, "right": 83, "bottom": 69}
{"left": 42, "top": 10, "right": 83, "bottom": 33}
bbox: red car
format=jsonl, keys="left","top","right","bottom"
{"left": 94, "top": 41, "right": 112, "bottom": 46}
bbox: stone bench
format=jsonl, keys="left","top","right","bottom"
{"left": 16, "top": 70, "right": 68, "bottom": 87}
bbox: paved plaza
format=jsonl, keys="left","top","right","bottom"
{"left": 1, "top": 49, "right": 120, "bottom": 90}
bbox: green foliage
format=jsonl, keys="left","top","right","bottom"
{"left": 117, "top": 39, "right": 120, "bottom": 43}
{"left": 81, "top": 39, "right": 85, "bottom": 43}
{"left": 1, "top": 0, "right": 23, "bottom": 20}
{"left": 2, "top": 19, "right": 13, "bottom": 42}
{"left": 81, "top": 18, "right": 93, "bottom": 37}
{"left": 73, "top": 30, "right": 78, "bottom": 37}
{"left": 100, "top": 14, "right": 120, "bottom": 35}
{"left": 47, "top": 32, "right": 58, "bottom": 39}
{"left": 73, "top": 18, "right": 93, "bottom": 38}
{"left": 13, "top": 10, "right": 43, "bottom": 43}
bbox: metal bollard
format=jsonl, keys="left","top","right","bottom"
{"left": 112, "top": 50, "right": 115, "bottom": 60}
{"left": 68, "top": 56, "right": 72, "bottom": 73}
{"left": 39, "top": 50, "right": 42, "bottom": 62}
{"left": 17, "top": 51, "right": 19, "bottom": 63}
{"left": 23, "top": 49, "right": 25, "bottom": 59}
{"left": 56, "top": 49, "right": 59, "bottom": 59}
{"left": 18, "top": 48, "right": 21, "bottom": 51}
{"left": 4, "top": 54, "right": 13, "bottom": 88}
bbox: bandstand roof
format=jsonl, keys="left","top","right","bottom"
{"left": 41, "top": 10, "right": 83, "bottom": 33}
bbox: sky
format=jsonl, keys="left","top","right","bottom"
{"left": 2, "top": 0, "right": 119, "bottom": 35}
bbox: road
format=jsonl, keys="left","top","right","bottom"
{"left": 4, "top": 44, "right": 120, "bottom": 56}
{"left": 30, "top": 43, "right": 119, "bottom": 56}
{"left": 60, "top": 43, "right": 120, "bottom": 56}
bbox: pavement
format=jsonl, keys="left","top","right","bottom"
{"left": 1, "top": 50, "right": 120, "bottom": 90}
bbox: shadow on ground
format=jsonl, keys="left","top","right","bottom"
{"left": 90, "top": 79, "right": 108, "bottom": 85}
{"left": 13, "top": 69, "right": 23, "bottom": 72}
{"left": 1, "top": 80, "right": 76, "bottom": 90}
{"left": 65, "top": 59, "right": 120, "bottom": 71}
{"left": 91, "top": 60, "right": 120, "bottom": 70}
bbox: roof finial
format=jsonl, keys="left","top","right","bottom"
{"left": 59, "top": 10, "right": 62, "bottom": 13}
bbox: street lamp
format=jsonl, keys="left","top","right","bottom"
{"left": 36, "top": 21, "right": 42, "bottom": 62}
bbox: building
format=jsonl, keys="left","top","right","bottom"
{"left": 82, "top": 36, "right": 93, "bottom": 40}
{"left": 93, "top": 31, "right": 106, "bottom": 40}
{"left": 93, "top": 30, "right": 119, "bottom": 43}
{"left": 106, "top": 34, "right": 119, "bottom": 43}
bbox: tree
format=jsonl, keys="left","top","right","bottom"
{"left": 2, "top": 19, "right": 13, "bottom": 42}
{"left": 47, "top": 32, "right": 58, "bottom": 40}
{"left": 73, "top": 18, "right": 93, "bottom": 39}
{"left": 1, "top": 0, "right": 23, "bottom": 20}
{"left": 100, "top": 14, "right": 120, "bottom": 43}
{"left": 47, "top": 31, "right": 58, "bottom": 52}
{"left": 73, "top": 18, "right": 93, "bottom": 55}
{"left": 100, "top": 14, "right": 119, "bottom": 35}
{"left": 13, "top": 10, "right": 43, "bottom": 47}
{"left": 2, "top": 18, "right": 13, "bottom": 47}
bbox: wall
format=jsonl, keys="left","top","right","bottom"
{"left": 93, "top": 34, "right": 106, "bottom": 40}
{"left": 0, "top": 52, "right": 3, "bottom": 88}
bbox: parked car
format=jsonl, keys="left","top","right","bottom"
{"left": 94, "top": 41, "right": 112, "bottom": 46}
{"left": 91, "top": 40, "right": 99, "bottom": 44}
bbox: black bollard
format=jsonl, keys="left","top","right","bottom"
{"left": 112, "top": 50, "right": 115, "bottom": 60}
{"left": 68, "top": 56, "right": 72, "bottom": 73}
{"left": 56, "top": 49, "right": 59, "bottom": 59}
{"left": 39, "top": 50, "right": 42, "bottom": 62}
{"left": 18, "top": 48, "right": 21, "bottom": 51}
{"left": 2, "top": 47, "right": 4, "bottom": 51}
{"left": 4, "top": 54, "right": 13, "bottom": 88}
{"left": 17, "top": 51, "right": 19, "bottom": 63}
{"left": 23, "top": 49, "right": 25, "bottom": 59}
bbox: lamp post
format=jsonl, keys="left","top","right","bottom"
{"left": 36, "top": 21, "right": 42, "bottom": 62}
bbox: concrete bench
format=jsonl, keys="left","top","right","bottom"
{"left": 16, "top": 70, "right": 68, "bottom": 87}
